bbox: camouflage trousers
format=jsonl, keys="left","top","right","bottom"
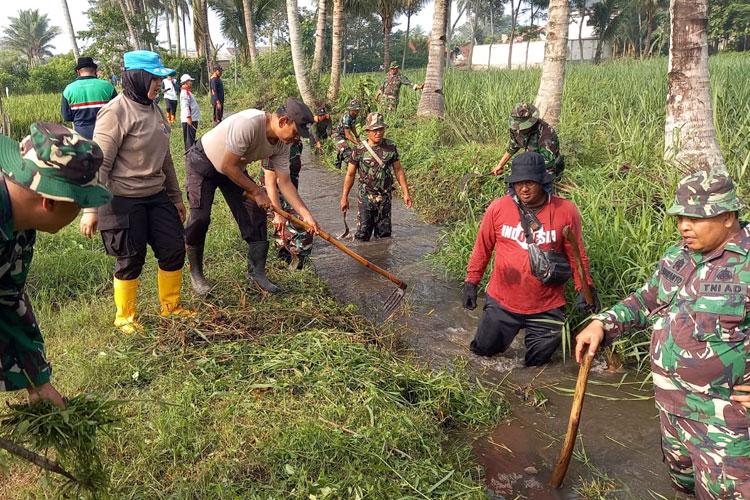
{"left": 382, "top": 96, "right": 399, "bottom": 112}
{"left": 335, "top": 139, "right": 351, "bottom": 169}
{"left": 0, "top": 292, "right": 52, "bottom": 392}
{"left": 274, "top": 200, "right": 313, "bottom": 262}
{"left": 355, "top": 192, "right": 392, "bottom": 241}
{"left": 659, "top": 410, "right": 750, "bottom": 499}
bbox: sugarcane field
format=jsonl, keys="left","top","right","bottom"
{"left": 1, "top": 0, "right": 749, "bottom": 498}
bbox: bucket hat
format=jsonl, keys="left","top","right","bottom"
{"left": 75, "top": 56, "right": 97, "bottom": 71}
{"left": 389, "top": 61, "right": 399, "bottom": 69}
{"left": 348, "top": 99, "right": 362, "bottom": 111}
{"left": 666, "top": 169, "right": 744, "bottom": 218}
{"left": 505, "top": 152, "right": 555, "bottom": 185}
{"left": 364, "top": 112, "right": 387, "bottom": 131}
{"left": 0, "top": 122, "right": 111, "bottom": 208}
{"left": 123, "top": 50, "right": 175, "bottom": 77}
{"left": 510, "top": 103, "right": 540, "bottom": 132}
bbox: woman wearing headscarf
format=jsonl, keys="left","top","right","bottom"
{"left": 79, "top": 50, "right": 192, "bottom": 333}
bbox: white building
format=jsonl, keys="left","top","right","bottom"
{"left": 469, "top": 14, "right": 609, "bottom": 69}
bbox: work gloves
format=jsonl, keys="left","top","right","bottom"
{"left": 462, "top": 282, "right": 478, "bottom": 310}
{"left": 576, "top": 287, "right": 601, "bottom": 315}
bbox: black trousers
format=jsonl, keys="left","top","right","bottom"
{"left": 470, "top": 294, "right": 565, "bottom": 367}
{"left": 212, "top": 101, "right": 223, "bottom": 124}
{"left": 165, "top": 99, "right": 177, "bottom": 114}
{"left": 184, "top": 141, "right": 267, "bottom": 248}
{"left": 182, "top": 122, "right": 198, "bottom": 151}
{"left": 98, "top": 191, "right": 185, "bottom": 280}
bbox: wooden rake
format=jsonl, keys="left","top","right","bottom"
{"left": 243, "top": 192, "right": 408, "bottom": 315}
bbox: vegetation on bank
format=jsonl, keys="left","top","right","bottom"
{"left": 0, "top": 125, "right": 509, "bottom": 498}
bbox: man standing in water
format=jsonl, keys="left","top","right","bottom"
{"left": 333, "top": 99, "right": 362, "bottom": 170}
{"left": 184, "top": 98, "right": 319, "bottom": 296}
{"left": 463, "top": 152, "right": 597, "bottom": 366}
{"left": 576, "top": 170, "right": 750, "bottom": 499}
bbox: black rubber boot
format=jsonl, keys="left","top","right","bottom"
{"left": 246, "top": 241, "right": 281, "bottom": 293}
{"left": 186, "top": 245, "right": 212, "bottom": 297}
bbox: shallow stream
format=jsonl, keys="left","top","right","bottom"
{"left": 298, "top": 151, "right": 675, "bottom": 500}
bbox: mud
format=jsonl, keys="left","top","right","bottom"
{"left": 297, "top": 150, "right": 676, "bottom": 499}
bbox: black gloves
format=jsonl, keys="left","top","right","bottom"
{"left": 576, "top": 287, "right": 600, "bottom": 314}
{"left": 462, "top": 282, "right": 478, "bottom": 310}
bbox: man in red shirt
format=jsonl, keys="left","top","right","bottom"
{"left": 463, "top": 152, "right": 598, "bottom": 366}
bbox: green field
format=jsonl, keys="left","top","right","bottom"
{"left": 2, "top": 54, "right": 750, "bottom": 497}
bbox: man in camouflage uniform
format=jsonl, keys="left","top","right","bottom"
{"left": 374, "top": 61, "right": 424, "bottom": 112}
{"left": 491, "top": 103, "right": 564, "bottom": 179}
{"left": 333, "top": 99, "right": 362, "bottom": 169}
{"left": 341, "top": 112, "right": 412, "bottom": 241}
{"left": 309, "top": 105, "right": 332, "bottom": 153}
{"left": 260, "top": 140, "right": 313, "bottom": 269}
{"left": 576, "top": 170, "right": 750, "bottom": 499}
{"left": 0, "top": 122, "right": 110, "bottom": 407}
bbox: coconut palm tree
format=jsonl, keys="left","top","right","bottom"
{"left": 326, "top": 0, "right": 344, "bottom": 101}
{"left": 400, "top": 0, "right": 428, "bottom": 69}
{"left": 376, "top": 0, "right": 406, "bottom": 70}
{"left": 534, "top": 0, "right": 568, "bottom": 129}
{"left": 243, "top": 0, "right": 259, "bottom": 65}
{"left": 116, "top": 0, "right": 141, "bottom": 48}
{"left": 311, "top": 0, "right": 328, "bottom": 78}
{"left": 1, "top": 9, "right": 62, "bottom": 68}
{"left": 506, "top": 0, "right": 523, "bottom": 68}
{"left": 417, "top": 0, "right": 448, "bottom": 118}
{"left": 286, "top": 0, "right": 316, "bottom": 105}
{"left": 61, "top": 0, "right": 80, "bottom": 59}
{"left": 664, "top": 0, "right": 725, "bottom": 172}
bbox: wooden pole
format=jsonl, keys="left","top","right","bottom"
{"left": 550, "top": 225, "right": 595, "bottom": 487}
{"left": 242, "top": 191, "right": 407, "bottom": 290}
{"left": 0, "top": 437, "right": 78, "bottom": 482}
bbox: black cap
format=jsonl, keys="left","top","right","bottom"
{"left": 285, "top": 97, "right": 314, "bottom": 139}
{"left": 505, "top": 152, "right": 554, "bottom": 185}
{"left": 75, "top": 57, "right": 97, "bottom": 71}
{"left": 315, "top": 106, "right": 327, "bottom": 116}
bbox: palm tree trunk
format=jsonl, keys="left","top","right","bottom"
{"left": 117, "top": 0, "right": 140, "bottom": 49}
{"left": 487, "top": 4, "right": 493, "bottom": 69}
{"left": 286, "top": 0, "right": 316, "bottom": 106}
{"left": 165, "top": 10, "right": 173, "bottom": 54}
{"left": 174, "top": 0, "right": 181, "bottom": 56}
{"left": 578, "top": 8, "right": 585, "bottom": 61}
{"left": 327, "top": 0, "right": 344, "bottom": 101}
{"left": 182, "top": 6, "right": 188, "bottom": 55}
{"left": 664, "top": 0, "right": 725, "bottom": 172}
{"left": 534, "top": 0, "right": 569, "bottom": 128}
{"left": 383, "top": 12, "right": 393, "bottom": 70}
{"left": 311, "top": 0, "right": 327, "bottom": 78}
{"left": 201, "top": 0, "right": 215, "bottom": 68}
{"left": 61, "top": 0, "right": 80, "bottom": 59}
{"left": 417, "top": 0, "right": 448, "bottom": 118}
{"left": 468, "top": 2, "right": 476, "bottom": 71}
{"left": 243, "top": 0, "right": 258, "bottom": 65}
{"left": 508, "top": 0, "right": 522, "bottom": 69}
{"left": 401, "top": 9, "right": 411, "bottom": 69}
{"left": 645, "top": 8, "right": 654, "bottom": 57}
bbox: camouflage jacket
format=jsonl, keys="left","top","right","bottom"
{"left": 379, "top": 73, "right": 415, "bottom": 102}
{"left": 595, "top": 225, "right": 750, "bottom": 428}
{"left": 0, "top": 177, "right": 51, "bottom": 392}
{"left": 350, "top": 139, "right": 399, "bottom": 197}
{"left": 334, "top": 112, "right": 358, "bottom": 141}
{"left": 507, "top": 120, "right": 563, "bottom": 175}
{"left": 261, "top": 140, "right": 303, "bottom": 210}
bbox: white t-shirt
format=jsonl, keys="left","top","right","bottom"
{"left": 201, "top": 109, "right": 290, "bottom": 174}
{"left": 162, "top": 78, "right": 177, "bottom": 100}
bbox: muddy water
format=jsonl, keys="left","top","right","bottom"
{"left": 298, "top": 151, "right": 675, "bottom": 500}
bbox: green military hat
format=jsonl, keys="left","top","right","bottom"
{"left": 363, "top": 112, "right": 387, "bottom": 131}
{"left": 510, "top": 103, "right": 540, "bottom": 131}
{"left": 348, "top": 99, "right": 362, "bottom": 111}
{"left": 0, "top": 122, "right": 111, "bottom": 208}
{"left": 666, "top": 169, "right": 744, "bottom": 218}
{"left": 389, "top": 61, "right": 399, "bottom": 69}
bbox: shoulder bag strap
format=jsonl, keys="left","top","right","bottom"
{"left": 362, "top": 140, "right": 386, "bottom": 168}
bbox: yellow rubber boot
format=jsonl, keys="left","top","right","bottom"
{"left": 158, "top": 268, "right": 195, "bottom": 317}
{"left": 113, "top": 277, "right": 142, "bottom": 334}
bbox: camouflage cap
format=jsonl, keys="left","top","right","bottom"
{"left": 0, "top": 122, "right": 111, "bottom": 208}
{"left": 510, "top": 103, "right": 540, "bottom": 131}
{"left": 666, "top": 169, "right": 744, "bottom": 218}
{"left": 348, "top": 99, "right": 362, "bottom": 111}
{"left": 363, "top": 112, "right": 387, "bottom": 131}
{"left": 389, "top": 61, "right": 399, "bottom": 69}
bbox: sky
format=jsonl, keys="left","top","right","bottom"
{"left": 0, "top": 1, "right": 465, "bottom": 56}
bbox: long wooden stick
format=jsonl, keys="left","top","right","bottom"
{"left": 0, "top": 436, "right": 78, "bottom": 482}
{"left": 242, "top": 192, "right": 407, "bottom": 290}
{"left": 550, "top": 226, "right": 595, "bottom": 488}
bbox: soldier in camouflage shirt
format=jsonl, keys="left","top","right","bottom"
{"left": 576, "top": 170, "right": 750, "bottom": 499}
{"left": 0, "top": 122, "right": 110, "bottom": 407}
{"left": 260, "top": 140, "right": 313, "bottom": 269}
{"left": 334, "top": 99, "right": 362, "bottom": 169}
{"left": 341, "top": 113, "right": 412, "bottom": 241}
{"left": 374, "top": 61, "right": 424, "bottom": 112}
{"left": 491, "top": 103, "right": 564, "bottom": 179}
{"left": 309, "top": 106, "right": 332, "bottom": 153}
